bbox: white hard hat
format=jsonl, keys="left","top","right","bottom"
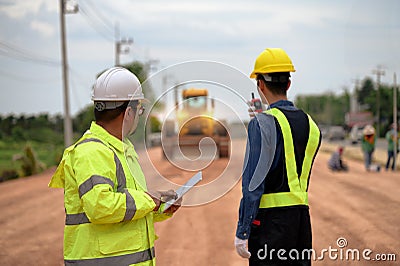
{"left": 363, "top": 125, "right": 375, "bottom": 135}
{"left": 92, "top": 67, "right": 144, "bottom": 111}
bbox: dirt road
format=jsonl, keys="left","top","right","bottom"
{"left": 0, "top": 140, "right": 398, "bottom": 265}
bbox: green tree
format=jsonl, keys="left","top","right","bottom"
{"left": 35, "top": 113, "right": 51, "bottom": 128}
{"left": 11, "top": 127, "right": 28, "bottom": 141}
{"left": 295, "top": 74, "right": 399, "bottom": 137}
{"left": 357, "top": 77, "right": 375, "bottom": 110}
{"left": 1, "top": 115, "right": 15, "bottom": 135}
{"left": 149, "top": 115, "right": 161, "bottom": 132}
{"left": 295, "top": 92, "right": 350, "bottom": 126}
{"left": 378, "top": 84, "right": 399, "bottom": 132}
{"left": 52, "top": 114, "right": 64, "bottom": 134}
{"left": 73, "top": 105, "right": 94, "bottom": 135}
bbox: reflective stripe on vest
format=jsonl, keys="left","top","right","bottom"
{"left": 65, "top": 138, "right": 137, "bottom": 224}
{"left": 64, "top": 247, "right": 155, "bottom": 266}
{"left": 259, "top": 108, "right": 320, "bottom": 208}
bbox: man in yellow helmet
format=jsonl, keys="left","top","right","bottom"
{"left": 235, "top": 48, "right": 321, "bottom": 265}
{"left": 49, "top": 67, "right": 180, "bottom": 265}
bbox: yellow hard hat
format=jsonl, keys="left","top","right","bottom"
{"left": 250, "top": 48, "right": 296, "bottom": 78}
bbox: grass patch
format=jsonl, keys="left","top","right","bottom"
{"left": 0, "top": 139, "right": 64, "bottom": 180}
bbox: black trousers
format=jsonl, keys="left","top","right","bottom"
{"left": 248, "top": 207, "right": 312, "bottom": 266}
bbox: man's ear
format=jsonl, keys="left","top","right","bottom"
{"left": 257, "top": 83, "right": 269, "bottom": 104}
{"left": 124, "top": 106, "right": 133, "bottom": 119}
{"left": 258, "top": 79, "right": 264, "bottom": 93}
{"left": 260, "top": 80, "right": 269, "bottom": 95}
{"left": 286, "top": 80, "right": 291, "bottom": 90}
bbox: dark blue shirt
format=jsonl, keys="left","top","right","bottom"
{"left": 236, "top": 100, "right": 298, "bottom": 240}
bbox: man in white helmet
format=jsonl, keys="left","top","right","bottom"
{"left": 49, "top": 67, "right": 179, "bottom": 265}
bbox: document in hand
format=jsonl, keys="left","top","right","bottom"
{"left": 161, "top": 171, "right": 202, "bottom": 212}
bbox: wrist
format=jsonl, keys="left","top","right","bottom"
{"left": 144, "top": 192, "right": 158, "bottom": 211}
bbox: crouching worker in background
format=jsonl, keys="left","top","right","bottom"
{"left": 49, "top": 67, "right": 180, "bottom": 266}
{"left": 328, "top": 146, "right": 348, "bottom": 172}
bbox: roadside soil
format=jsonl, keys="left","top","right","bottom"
{"left": 0, "top": 141, "right": 398, "bottom": 265}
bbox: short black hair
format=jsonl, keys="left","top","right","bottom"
{"left": 257, "top": 72, "right": 290, "bottom": 96}
{"left": 94, "top": 100, "right": 141, "bottom": 123}
{"left": 94, "top": 102, "right": 129, "bottom": 122}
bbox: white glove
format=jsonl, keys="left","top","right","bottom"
{"left": 248, "top": 105, "right": 257, "bottom": 118}
{"left": 235, "top": 236, "right": 251, "bottom": 258}
{"left": 247, "top": 101, "right": 266, "bottom": 118}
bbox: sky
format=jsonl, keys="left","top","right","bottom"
{"left": 0, "top": 0, "right": 399, "bottom": 119}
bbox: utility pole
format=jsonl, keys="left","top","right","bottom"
{"left": 115, "top": 22, "right": 133, "bottom": 66}
{"left": 372, "top": 65, "right": 385, "bottom": 137}
{"left": 351, "top": 78, "right": 360, "bottom": 113}
{"left": 393, "top": 73, "right": 398, "bottom": 171}
{"left": 59, "top": 0, "right": 78, "bottom": 147}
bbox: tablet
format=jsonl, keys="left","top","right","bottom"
{"left": 161, "top": 171, "right": 202, "bottom": 212}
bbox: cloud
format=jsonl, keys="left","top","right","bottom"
{"left": 101, "top": 0, "right": 346, "bottom": 37}
{"left": 30, "top": 20, "right": 54, "bottom": 37}
{"left": 1, "top": 0, "right": 399, "bottom": 115}
{"left": 0, "top": 0, "right": 57, "bottom": 19}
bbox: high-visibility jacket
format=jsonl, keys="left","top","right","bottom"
{"left": 259, "top": 108, "right": 320, "bottom": 209}
{"left": 49, "top": 122, "right": 170, "bottom": 265}
{"left": 362, "top": 134, "right": 376, "bottom": 153}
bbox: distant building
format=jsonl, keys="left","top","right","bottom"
{"left": 345, "top": 111, "right": 374, "bottom": 128}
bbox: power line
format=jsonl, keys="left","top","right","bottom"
{"left": 0, "top": 41, "right": 60, "bottom": 66}
{"left": 80, "top": 0, "right": 114, "bottom": 33}
{"left": 0, "top": 41, "right": 59, "bottom": 64}
{"left": 69, "top": 67, "right": 91, "bottom": 87}
{"left": 78, "top": 4, "right": 114, "bottom": 42}
{"left": 0, "top": 69, "right": 59, "bottom": 83}
{"left": 77, "top": 1, "right": 135, "bottom": 66}
{"left": 0, "top": 50, "right": 59, "bottom": 67}
{"left": 69, "top": 74, "right": 84, "bottom": 110}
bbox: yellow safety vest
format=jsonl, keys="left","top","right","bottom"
{"left": 259, "top": 108, "right": 320, "bottom": 209}
{"left": 49, "top": 122, "right": 170, "bottom": 265}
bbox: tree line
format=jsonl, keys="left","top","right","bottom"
{"left": 0, "top": 61, "right": 155, "bottom": 144}
{"left": 1, "top": 70, "right": 398, "bottom": 181}
{"left": 295, "top": 76, "right": 399, "bottom": 136}
{"left": 0, "top": 61, "right": 155, "bottom": 181}
{"left": 2, "top": 74, "right": 398, "bottom": 144}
